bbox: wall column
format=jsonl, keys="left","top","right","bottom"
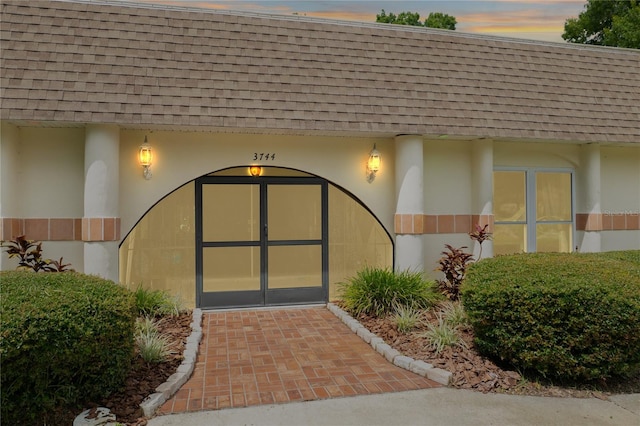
{"left": 394, "top": 134, "right": 424, "bottom": 272}
{"left": 0, "top": 124, "right": 21, "bottom": 270}
{"left": 577, "top": 143, "right": 601, "bottom": 252}
{"left": 471, "top": 139, "right": 494, "bottom": 259}
{"left": 83, "top": 124, "right": 120, "bottom": 281}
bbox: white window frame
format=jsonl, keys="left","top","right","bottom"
{"left": 494, "top": 167, "right": 575, "bottom": 253}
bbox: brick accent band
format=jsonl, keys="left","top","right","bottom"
{"left": 576, "top": 212, "right": 640, "bottom": 231}
{"left": 395, "top": 214, "right": 494, "bottom": 235}
{"left": 1, "top": 218, "right": 121, "bottom": 242}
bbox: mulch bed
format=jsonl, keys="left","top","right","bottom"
{"left": 354, "top": 306, "right": 640, "bottom": 399}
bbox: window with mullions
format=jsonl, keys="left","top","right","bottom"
{"left": 493, "top": 169, "right": 573, "bottom": 255}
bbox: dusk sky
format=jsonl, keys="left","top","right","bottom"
{"left": 118, "top": 0, "right": 588, "bottom": 43}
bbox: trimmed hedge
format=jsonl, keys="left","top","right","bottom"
{"left": 0, "top": 271, "right": 136, "bottom": 425}
{"left": 462, "top": 251, "right": 640, "bottom": 382}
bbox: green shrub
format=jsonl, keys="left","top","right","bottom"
{"left": 339, "top": 266, "right": 441, "bottom": 317}
{"left": 0, "top": 271, "right": 136, "bottom": 425}
{"left": 462, "top": 251, "right": 640, "bottom": 382}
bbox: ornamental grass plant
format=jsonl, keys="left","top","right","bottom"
{"left": 339, "top": 267, "right": 441, "bottom": 317}
{"left": 392, "top": 304, "right": 422, "bottom": 333}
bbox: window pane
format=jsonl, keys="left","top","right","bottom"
{"left": 202, "top": 184, "right": 259, "bottom": 242}
{"left": 328, "top": 185, "right": 393, "bottom": 300}
{"left": 493, "top": 224, "right": 527, "bottom": 255}
{"left": 537, "top": 224, "right": 573, "bottom": 253}
{"left": 202, "top": 246, "right": 260, "bottom": 292}
{"left": 268, "top": 245, "right": 322, "bottom": 289}
{"left": 494, "top": 171, "right": 526, "bottom": 222}
{"left": 268, "top": 185, "right": 321, "bottom": 240}
{"left": 119, "top": 182, "right": 195, "bottom": 308}
{"left": 536, "top": 173, "right": 572, "bottom": 222}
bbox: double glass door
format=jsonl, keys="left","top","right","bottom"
{"left": 196, "top": 176, "right": 328, "bottom": 308}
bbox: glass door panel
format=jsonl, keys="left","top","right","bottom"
{"left": 202, "top": 246, "right": 260, "bottom": 292}
{"left": 197, "top": 176, "right": 327, "bottom": 308}
{"left": 494, "top": 171, "right": 526, "bottom": 222}
{"left": 536, "top": 223, "right": 572, "bottom": 253}
{"left": 493, "top": 224, "right": 527, "bottom": 255}
{"left": 268, "top": 245, "right": 322, "bottom": 288}
{"left": 202, "top": 184, "right": 259, "bottom": 242}
{"left": 267, "top": 185, "right": 322, "bottom": 240}
{"left": 536, "top": 173, "right": 572, "bottom": 221}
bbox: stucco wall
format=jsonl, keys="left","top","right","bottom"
{"left": 601, "top": 146, "right": 640, "bottom": 250}
{"left": 118, "top": 131, "right": 395, "bottom": 240}
{"left": 0, "top": 126, "right": 85, "bottom": 270}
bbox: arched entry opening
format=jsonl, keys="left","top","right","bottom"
{"left": 119, "top": 166, "right": 392, "bottom": 309}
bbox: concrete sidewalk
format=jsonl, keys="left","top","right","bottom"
{"left": 148, "top": 387, "right": 639, "bottom": 426}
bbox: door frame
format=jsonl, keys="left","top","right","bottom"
{"left": 195, "top": 175, "right": 328, "bottom": 309}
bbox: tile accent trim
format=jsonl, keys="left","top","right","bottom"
{"left": 1, "top": 217, "right": 120, "bottom": 241}
{"left": 394, "top": 214, "right": 494, "bottom": 235}
{"left": 576, "top": 212, "right": 640, "bottom": 231}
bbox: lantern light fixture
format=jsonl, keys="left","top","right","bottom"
{"left": 139, "top": 136, "right": 153, "bottom": 180}
{"left": 249, "top": 165, "right": 262, "bottom": 177}
{"left": 366, "top": 143, "right": 381, "bottom": 183}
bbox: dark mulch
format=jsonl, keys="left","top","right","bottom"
{"left": 354, "top": 305, "right": 640, "bottom": 399}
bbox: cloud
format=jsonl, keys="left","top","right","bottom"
{"left": 113, "top": 0, "right": 584, "bottom": 42}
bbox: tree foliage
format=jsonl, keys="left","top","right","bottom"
{"left": 376, "top": 9, "right": 457, "bottom": 30}
{"left": 562, "top": 0, "right": 640, "bottom": 48}
{"left": 425, "top": 12, "right": 457, "bottom": 30}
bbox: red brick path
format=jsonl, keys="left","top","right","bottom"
{"left": 158, "top": 306, "right": 439, "bottom": 414}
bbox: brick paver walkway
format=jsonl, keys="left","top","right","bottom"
{"left": 158, "top": 306, "right": 439, "bottom": 414}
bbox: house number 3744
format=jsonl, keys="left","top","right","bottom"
{"left": 253, "top": 153, "right": 276, "bottom": 160}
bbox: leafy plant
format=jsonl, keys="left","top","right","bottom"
{"left": 436, "top": 223, "right": 492, "bottom": 301}
{"left": 469, "top": 223, "right": 492, "bottom": 260}
{"left": 1, "top": 235, "right": 74, "bottom": 272}
{"left": 339, "top": 266, "right": 440, "bottom": 317}
{"left": 423, "top": 315, "right": 467, "bottom": 354}
{"left": 392, "top": 304, "right": 421, "bottom": 333}
{"left": 435, "top": 244, "right": 474, "bottom": 301}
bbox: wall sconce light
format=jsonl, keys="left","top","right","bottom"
{"left": 366, "top": 144, "right": 381, "bottom": 183}
{"left": 248, "top": 166, "right": 262, "bottom": 177}
{"left": 138, "top": 136, "right": 153, "bottom": 180}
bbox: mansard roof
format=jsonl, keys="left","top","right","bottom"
{"left": 1, "top": 0, "right": 639, "bottom": 143}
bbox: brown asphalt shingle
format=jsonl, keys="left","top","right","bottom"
{"left": 1, "top": 0, "right": 639, "bottom": 143}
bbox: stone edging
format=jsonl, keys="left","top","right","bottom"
{"left": 140, "top": 308, "right": 204, "bottom": 417}
{"left": 326, "top": 303, "right": 452, "bottom": 386}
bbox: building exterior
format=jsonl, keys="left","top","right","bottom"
{"left": 1, "top": 0, "right": 639, "bottom": 309}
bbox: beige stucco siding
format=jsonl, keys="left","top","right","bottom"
{"left": 118, "top": 131, "right": 395, "bottom": 240}
{"left": 0, "top": 126, "right": 85, "bottom": 270}
{"left": 601, "top": 146, "right": 640, "bottom": 250}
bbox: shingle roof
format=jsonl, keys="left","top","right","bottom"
{"left": 1, "top": 0, "right": 639, "bottom": 143}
